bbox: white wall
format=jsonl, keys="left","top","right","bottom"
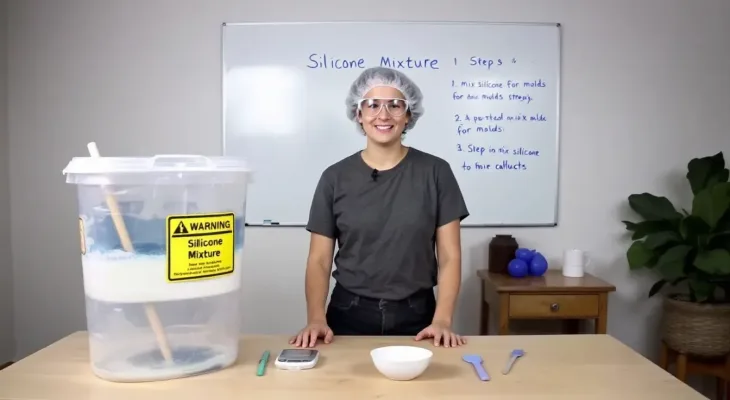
{"left": 5, "top": 0, "right": 730, "bottom": 371}
{"left": 0, "top": 0, "right": 14, "bottom": 364}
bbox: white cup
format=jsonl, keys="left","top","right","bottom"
{"left": 562, "top": 249, "right": 590, "bottom": 277}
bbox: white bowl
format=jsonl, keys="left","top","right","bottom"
{"left": 370, "top": 346, "right": 433, "bottom": 381}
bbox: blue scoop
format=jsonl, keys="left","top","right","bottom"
{"left": 502, "top": 349, "right": 525, "bottom": 374}
{"left": 462, "top": 354, "right": 490, "bottom": 381}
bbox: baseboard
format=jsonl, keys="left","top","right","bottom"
{"left": 0, "top": 361, "right": 13, "bottom": 370}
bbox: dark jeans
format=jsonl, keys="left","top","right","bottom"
{"left": 326, "top": 284, "right": 436, "bottom": 336}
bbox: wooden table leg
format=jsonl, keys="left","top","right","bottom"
{"left": 479, "top": 280, "right": 490, "bottom": 335}
{"left": 715, "top": 378, "right": 725, "bottom": 400}
{"left": 498, "top": 293, "right": 510, "bottom": 335}
{"left": 676, "top": 353, "right": 688, "bottom": 381}
{"left": 660, "top": 342, "right": 687, "bottom": 381}
{"left": 595, "top": 292, "right": 608, "bottom": 334}
{"left": 711, "top": 353, "right": 729, "bottom": 399}
{"left": 480, "top": 300, "right": 490, "bottom": 335}
{"left": 659, "top": 342, "right": 669, "bottom": 370}
{"left": 659, "top": 341, "right": 730, "bottom": 399}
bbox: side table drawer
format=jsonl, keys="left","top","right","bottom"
{"left": 509, "top": 294, "right": 599, "bottom": 318}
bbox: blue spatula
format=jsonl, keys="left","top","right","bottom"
{"left": 462, "top": 354, "right": 490, "bottom": 381}
{"left": 502, "top": 349, "right": 525, "bottom": 375}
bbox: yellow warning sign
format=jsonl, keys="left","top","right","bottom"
{"left": 166, "top": 212, "right": 235, "bottom": 282}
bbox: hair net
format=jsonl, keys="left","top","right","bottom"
{"left": 345, "top": 67, "right": 424, "bottom": 134}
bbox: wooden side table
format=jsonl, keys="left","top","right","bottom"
{"left": 478, "top": 269, "right": 616, "bottom": 335}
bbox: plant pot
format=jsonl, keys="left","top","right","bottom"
{"left": 661, "top": 294, "right": 730, "bottom": 357}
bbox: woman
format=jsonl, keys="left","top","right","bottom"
{"left": 289, "top": 67, "right": 470, "bottom": 348}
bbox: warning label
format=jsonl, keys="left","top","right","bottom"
{"left": 166, "top": 212, "right": 235, "bottom": 282}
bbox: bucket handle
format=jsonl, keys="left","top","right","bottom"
{"left": 150, "top": 155, "right": 214, "bottom": 168}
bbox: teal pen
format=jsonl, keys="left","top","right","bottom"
{"left": 257, "top": 350, "right": 270, "bottom": 376}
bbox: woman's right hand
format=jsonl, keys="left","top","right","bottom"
{"left": 289, "top": 320, "right": 334, "bottom": 348}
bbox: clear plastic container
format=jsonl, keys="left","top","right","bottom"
{"left": 62, "top": 154, "right": 251, "bottom": 382}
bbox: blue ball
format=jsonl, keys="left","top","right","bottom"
{"left": 529, "top": 252, "right": 549, "bottom": 276}
{"left": 508, "top": 258, "right": 529, "bottom": 278}
{"left": 515, "top": 248, "right": 535, "bottom": 263}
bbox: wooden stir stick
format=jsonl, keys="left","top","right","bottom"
{"left": 86, "top": 142, "right": 173, "bottom": 363}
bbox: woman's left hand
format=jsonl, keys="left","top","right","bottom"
{"left": 415, "top": 321, "right": 467, "bottom": 347}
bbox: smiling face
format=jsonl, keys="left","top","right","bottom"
{"left": 357, "top": 86, "right": 410, "bottom": 145}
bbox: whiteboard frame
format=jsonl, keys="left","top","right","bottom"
{"left": 221, "top": 21, "right": 563, "bottom": 228}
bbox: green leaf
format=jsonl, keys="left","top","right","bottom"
{"left": 709, "top": 152, "right": 726, "bottom": 169}
{"left": 629, "top": 193, "right": 683, "bottom": 221}
{"left": 692, "top": 182, "right": 730, "bottom": 229}
{"left": 693, "top": 249, "right": 730, "bottom": 275}
{"left": 648, "top": 279, "right": 667, "bottom": 298}
{"left": 715, "top": 209, "right": 730, "bottom": 232}
{"left": 669, "top": 277, "right": 687, "bottom": 286}
{"left": 707, "top": 169, "right": 730, "bottom": 188}
{"left": 689, "top": 279, "right": 716, "bottom": 303}
{"left": 644, "top": 231, "right": 682, "bottom": 249}
{"left": 623, "top": 220, "right": 676, "bottom": 240}
{"left": 680, "top": 215, "right": 711, "bottom": 241}
{"left": 688, "top": 156, "right": 713, "bottom": 195}
{"left": 627, "top": 241, "right": 654, "bottom": 270}
{"left": 687, "top": 152, "right": 726, "bottom": 195}
{"left": 708, "top": 232, "right": 730, "bottom": 252}
{"left": 656, "top": 245, "right": 692, "bottom": 280}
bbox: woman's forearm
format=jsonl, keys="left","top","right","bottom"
{"left": 305, "top": 261, "right": 331, "bottom": 323}
{"left": 432, "top": 259, "right": 461, "bottom": 326}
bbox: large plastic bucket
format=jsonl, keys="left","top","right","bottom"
{"left": 62, "top": 154, "right": 250, "bottom": 382}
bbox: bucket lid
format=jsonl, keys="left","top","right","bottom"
{"left": 63, "top": 154, "right": 250, "bottom": 174}
{"left": 62, "top": 154, "right": 251, "bottom": 184}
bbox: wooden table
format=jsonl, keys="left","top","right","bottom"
{"left": 0, "top": 331, "right": 704, "bottom": 399}
{"left": 479, "top": 269, "right": 616, "bottom": 335}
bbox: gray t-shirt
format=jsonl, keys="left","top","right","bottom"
{"left": 306, "top": 147, "right": 469, "bottom": 300}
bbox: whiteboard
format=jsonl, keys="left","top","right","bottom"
{"left": 221, "top": 21, "right": 561, "bottom": 226}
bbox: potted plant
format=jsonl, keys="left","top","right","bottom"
{"left": 623, "top": 152, "right": 730, "bottom": 357}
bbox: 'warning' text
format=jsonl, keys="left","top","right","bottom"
{"left": 190, "top": 221, "right": 231, "bottom": 231}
